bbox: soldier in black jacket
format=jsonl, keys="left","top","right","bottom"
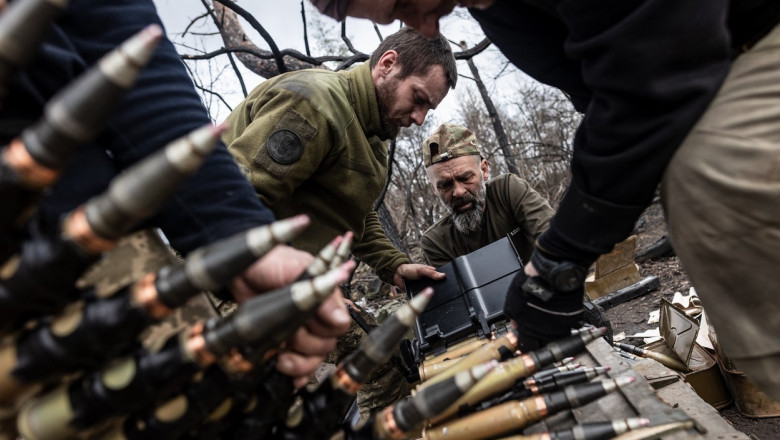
{"left": 312, "top": 0, "right": 780, "bottom": 400}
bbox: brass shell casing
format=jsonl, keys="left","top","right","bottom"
{"left": 419, "top": 332, "right": 517, "bottom": 390}
{"left": 428, "top": 354, "right": 535, "bottom": 424}
{"left": 423, "top": 397, "right": 545, "bottom": 440}
{"left": 17, "top": 385, "right": 77, "bottom": 440}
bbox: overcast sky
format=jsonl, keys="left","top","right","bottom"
{"left": 151, "top": 0, "right": 522, "bottom": 126}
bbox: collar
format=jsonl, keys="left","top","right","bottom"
{"left": 345, "top": 62, "right": 392, "bottom": 140}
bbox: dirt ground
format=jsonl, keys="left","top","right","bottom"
{"left": 607, "top": 198, "right": 780, "bottom": 439}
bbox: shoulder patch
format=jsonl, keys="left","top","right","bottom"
{"left": 267, "top": 129, "right": 303, "bottom": 165}
{"left": 254, "top": 108, "right": 318, "bottom": 178}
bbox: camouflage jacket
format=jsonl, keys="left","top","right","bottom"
{"left": 223, "top": 63, "right": 409, "bottom": 284}
{"left": 421, "top": 174, "right": 554, "bottom": 267}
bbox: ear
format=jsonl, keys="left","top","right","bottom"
{"left": 480, "top": 158, "right": 490, "bottom": 180}
{"left": 373, "top": 50, "right": 398, "bottom": 81}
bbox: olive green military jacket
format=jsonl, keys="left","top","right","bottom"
{"left": 223, "top": 63, "right": 410, "bottom": 284}
{"left": 421, "top": 174, "right": 555, "bottom": 267}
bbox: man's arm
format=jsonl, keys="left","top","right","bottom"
{"left": 7, "top": 0, "right": 276, "bottom": 254}
{"left": 474, "top": 0, "right": 732, "bottom": 265}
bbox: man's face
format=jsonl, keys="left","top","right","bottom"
{"left": 348, "top": 0, "right": 496, "bottom": 37}
{"left": 427, "top": 155, "right": 489, "bottom": 233}
{"left": 376, "top": 64, "right": 449, "bottom": 138}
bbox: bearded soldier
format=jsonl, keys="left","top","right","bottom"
{"left": 420, "top": 123, "right": 554, "bottom": 266}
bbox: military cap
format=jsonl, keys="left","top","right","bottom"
{"left": 422, "top": 123, "right": 481, "bottom": 167}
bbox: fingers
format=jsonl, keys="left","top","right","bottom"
{"left": 230, "top": 275, "right": 256, "bottom": 304}
{"left": 275, "top": 292, "right": 350, "bottom": 387}
{"left": 231, "top": 245, "right": 314, "bottom": 302}
{"left": 276, "top": 351, "right": 324, "bottom": 388}
{"left": 305, "top": 291, "right": 351, "bottom": 337}
{"left": 524, "top": 261, "right": 540, "bottom": 277}
{"left": 419, "top": 265, "right": 446, "bottom": 280}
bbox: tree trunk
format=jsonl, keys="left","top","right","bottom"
{"left": 458, "top": 41, "right": 518, "bottom": 176}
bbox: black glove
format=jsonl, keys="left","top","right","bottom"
{"left": 504, "top": 249, "right": 586, "bottom": 351}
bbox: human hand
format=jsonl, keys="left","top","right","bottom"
{"left": 230, "top": 244, "right": 313, "bottom": 303}
{"left": 393, "top": 263, "right": 445, "bottom": 290}
{"left": 503, "top": 256, "right": 584, "bottom": 352}
{"left": 231, "top": 245, "right": 353, "bottom": 387}
{"left": 276, "top": 282, "right": 352, "bottom": 388}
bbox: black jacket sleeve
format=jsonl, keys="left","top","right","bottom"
{"left": 473, "top": 0, "right": 732, "bottom": 263}
{"left": 2, "top": 0, "right": 274, "bottom": 254}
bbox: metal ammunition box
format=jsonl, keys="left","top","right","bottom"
{"left": 405, "top": 237, "right": 522, "bottom": 362}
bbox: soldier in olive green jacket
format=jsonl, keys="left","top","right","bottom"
{"left": 420, "top": 123, "right": 555, "bottom": 266}
{"left": 224, "top": 27, "right": 456, "bottom": 288}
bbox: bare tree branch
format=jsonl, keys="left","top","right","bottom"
{"left": 213, "top": 0, "right": 287, "bottom": 73}
{"left": 340, "top": 22, "right": 360, "bottom": 54}
{"left": 455, "top": 38, "right": 491, "bottom": 60}
{"left": 208, "top": 3, "right": 489, "bottom": 79}
{"left": 200, "top": 0, "right": 247, "bottom": 97}
{"left": 372, "top": 23, "right": 384, "bottom": 43}
{"left": 300, "top": 0, "right": 311, "bottom": 57}
{"left": 180, "top": 46, "right": 366, "bottom": 66}
{"left": 183, "top": 12, "right": 211, "bottom": 36}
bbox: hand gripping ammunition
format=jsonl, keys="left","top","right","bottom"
{"left": 16, "top": 265, "right": 350, "bottom": 440}
{"left": 276, "top": 288, "right": 434, "bottom": 440}
{"left": 0, "top": 218, "right": 308, "bottom": 404}
{"left": 614, "top": 342, "right": 688, "bottom": 372}
{"left": 0, "top": 0, "right": 70, "bottom": 103}
{"left": 202, "top": 263, "right": 352, "bottom": 359}
{"left": 493, "top": 417, "right": 650, "bottom": 440}
{"left": 222, "top": 236, "right": 354, "bottom": 440}
{"left": 0, "top": 25, "right": 162, "bottom": 239}
{"left": 428, "top": 327, "right": 606, "bottom": 424}
{"left": 94, "top": 257, "right": 347, "bottom": 440}
{"left": 0, "top": 123, "right": 223, "bottom": 331}
{"left": 422, "top": 376, "right": 636, "bottom": 440}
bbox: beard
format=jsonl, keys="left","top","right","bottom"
{"left": 376, "top": 77, "right": 404, "bottom": 139}
{"left": 445, "top": 179, "right": 487, "bottom": 234}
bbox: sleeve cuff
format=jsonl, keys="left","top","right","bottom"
{"left": 539, "top": 185, "right": 647, "bottom": 265}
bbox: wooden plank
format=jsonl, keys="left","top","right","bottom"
{"left": 575, "top": 338, "right": 749, "bottom": 440}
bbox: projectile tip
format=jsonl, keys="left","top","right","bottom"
{"left": 141, "top": 23, "right": 164, "bottom": 43}
{"left": 339, "top": 259, "right": 356, "bottom": 274}
{"left": 615, "top": 375, "right": 636, "bottom": 387}
{"left": 117, "top": 24, "right": 164, "bottom": 69}
{"left": 408, "top": 288, "right": 434, "bottom": 314}
{"left": 211, "top": 122, "right": 228, "bottom": 136}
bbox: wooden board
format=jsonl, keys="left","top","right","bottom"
{"left": 524, "top": 337, "right": 749, "bottom": 439}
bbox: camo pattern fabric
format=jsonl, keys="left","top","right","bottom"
{"left": 77, "top": 229, "right": 218, "bottom": 348}
{"left": 422, "top": 123, "right": 482, "bottom": 167}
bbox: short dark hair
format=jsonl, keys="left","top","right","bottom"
{"left": 369, "top": 27, "right": 457, "bottom": 89}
